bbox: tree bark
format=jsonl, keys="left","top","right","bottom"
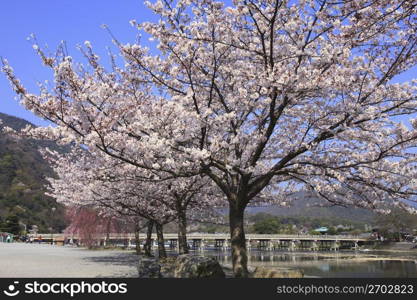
{"left": 144, "top": 220, "right": 154, "bottom": 257}
{"left": 229, "top": 202, "right": 249, "bottom": 277}
{"left": 134, "top": 220, "right": 142, "bottom": 255}
{"left": 177, "top": 210, "right": 189, "bottom": 254}
{"left": 105, "top": 218, "right": 111, "bottom": 248}
{"left": 155, "top": 222, "right": 167, "bottom": 259}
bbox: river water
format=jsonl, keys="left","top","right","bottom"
{"left": 195, "top": 249, "right": 417, "bottom": 277}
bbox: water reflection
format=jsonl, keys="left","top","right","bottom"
{"left": 193, "top": 249, "right": 417, "bottom": 278}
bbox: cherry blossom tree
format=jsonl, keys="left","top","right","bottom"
{"left": 43, "top": 149, "right": 177, "bottom": 258}
{"left": 65, "top": 205, "right": 150, "bottom": 254}
{"left": 3, "top": 0, "right": 417, "bottom": 276}
{"left": 65, "top": 206, "right": 126, "bottom": 248}
{"left": 125, "top": 216, "right": 148, "bottom": 255}
{"left": 151, "top": 175, "right": 225, "bottom": 254}
{"left": 42, "top": 148, "right": 224, "bottom": 256}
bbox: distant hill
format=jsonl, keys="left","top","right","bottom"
{"left": 246, "top": 192, "right": 376, "bottom": 223}
{"left": 0, "top": 112, "right": 67, "bottom": 232}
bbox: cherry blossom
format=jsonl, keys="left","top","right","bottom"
{"left": 3, "top": 0, "right": 417, "bottom": 277}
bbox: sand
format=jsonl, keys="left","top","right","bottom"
{"left": 0, "top": 243, "right": 138, "bottom": 278}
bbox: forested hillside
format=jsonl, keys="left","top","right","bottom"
{"left": 0, "top": 112, "right": 67, "bottom": 233}
{"left": 246, "top": 191, "right": 376, "bottom": 223}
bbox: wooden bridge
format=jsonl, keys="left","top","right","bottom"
{"left": 28, "top": 233, "right": 372, "bottom": 251}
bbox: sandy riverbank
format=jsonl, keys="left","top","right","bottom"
{"left": 0, "top": 243, "right": 138, "bottom": 278}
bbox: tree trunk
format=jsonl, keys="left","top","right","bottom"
{"left": 144, "top": 220, "right": 154, "bottom": 257}
{"left": 134, "top": 220, "right": 142, "bottom": 255}
{"left": 177, "top": 210, "right": 189, "bottom": 254}
{"left": 229, "top": 203, "right": 249, "bottom": 277}
{"left": 155, "top": 222, "right": 167, "bottom": 259}
{"left": 105, "top": 218, "right": 111, "bottom": 248}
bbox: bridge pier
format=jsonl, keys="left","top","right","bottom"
{"left": 257, "top": 240, "right": 266, "bottom": 249}
{"left": 167, "top": 239, "right": 177, "bottom": 249}
{"left": 310, "top": 240, "right": 319, "bottom": 251}
{"left": 279, "top": 240, "right": 288, "bottom": 250}
{"left": 199, "top": 239, "right": 206, "bottom": 251}
{"left": 191, "top": 239, "right": 202, "bottom": 249}
{"left": 246, "top": 239, "right": 251, "bottom": 250}
{"left": 214, "top": 239, "right": 228, "bottom": 250}
{"left": 330, "top": 240, "right": 340, "bottom": 251}
{"left": 274, "top": 240, "right": 280, "bottom": 250}
{"left": 152, "top": 239, "right": 157, "bottom": 248}
{"left": 354, "top": 241, "right": 359, "bottom": 250}
{"left": 299, "top": 240, "right": 309, "bottom": 250}
{"left": 289, "top": 240, "right": 296, "bottom": 251}
{"left": 214, "top": 239, "right": 223, "bottom": 249}
{"left": 222, "top": 239, "right": 229, "bottom": 251}
{"left": 319, "top": 240, "right": 327, "bottom": 250}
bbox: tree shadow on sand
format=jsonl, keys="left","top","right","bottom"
{"left": 83, "top": 252, "right": 139, "bottom": 277}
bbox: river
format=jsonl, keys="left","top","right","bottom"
{"left": 194, "top": 249, "right": 417, "bottom": 277}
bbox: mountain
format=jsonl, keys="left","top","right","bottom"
{"left": 245, "top": 191, "right": 376, "bottom": 223}
{"left": 0, "top": 112, "right": 67, "bottom": 233}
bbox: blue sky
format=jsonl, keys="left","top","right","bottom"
{"left": 0, "top": 1, "right": 416, "bottom": 127}
{"left": 0, "top": 0, "right": 155, "bottom": 126}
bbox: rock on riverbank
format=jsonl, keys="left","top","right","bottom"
{"left": 137, "top": 255, "right": 304, "bottom": 278}
{"left": 137, "top": 255, "right": 225, "bottom": 278}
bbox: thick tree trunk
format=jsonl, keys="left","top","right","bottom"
{"left": 134, "top": 221, "right": 142, "bottom": 255}
{"left": 177, "top": 210, "right": 189, "bottom": 254}
{"left": 144, "top": 220, "right": 154, "bottom": 257}
{"left": 229, "top": 203, "right": 249, "bottom": 278}
{"left": 155, "top": 222, "right": 167, "bottom": 259}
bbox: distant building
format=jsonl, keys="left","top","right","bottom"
{"left": 28, "top": 225, "right": 39, "bottom": 235}
{"left": 314, "top": 227, "right": 328, "bottom": 234}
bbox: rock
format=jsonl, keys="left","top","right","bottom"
{"left": 159, "top": 256, "right": 177, "bottom": 265}
{"left": 252, "top": 267, "right": 304, "bottom": 278}
{"left": 160, "top": 264, "right": 176, "bottom": 278}
{"left": 173, "top": 255, "right": 225, "bottom": 278}
{"left": 159, "top": 257, "right": 177, "bottom": 278}
{"left": 137, "top": 255, "right": 227, "bottom": 278}
{"left": 137, "top": 256, "right": 161, "bottom": 278}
